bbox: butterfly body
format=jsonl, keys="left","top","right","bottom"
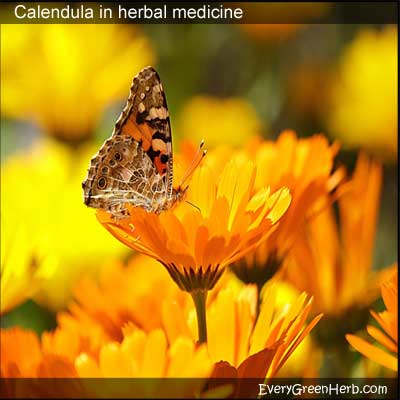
{"left": 83, "top": 66, "right": 182, "bottom": 218}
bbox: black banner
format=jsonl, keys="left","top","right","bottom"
{"left": 0, "top": 2, "right": 398, "bottom": 24}
{"left": 1, "top": 378, "right": 398, "bottom": 399}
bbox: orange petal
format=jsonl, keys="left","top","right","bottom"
{"left": 346, "top": 334, "right": 397, "bottom": 371}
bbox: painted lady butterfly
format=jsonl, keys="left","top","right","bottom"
{"left": 82, "top": 66, "right": 205, "bottom": 218}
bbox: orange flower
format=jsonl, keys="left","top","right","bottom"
{"left": 346, "top": 268, "right": 398, "bottom": 372}
{"left": 283, "top": 153, "right": 396, "bottom": 360}
{"left": 210, "top": 286, "right": 322, "bottom": 378}
{"left": 162, "top": 281, "right": 322, "bottom": 376}
{"left": 76, "top": 327, "right": 212, "bottom": 376}
{"left": 231, "top": 131, "right": 343, "bottom": 287}
{"left": 74, "top": 328, "right": 213, "bottom": 398}
{"left": 0, "top": 328, "right": 76, "bottom": 378}
{"left": 286, "top": 153, "right": 393, "bottom": 317}
{"left": 197, "top": 283, "right": 323, "bottom": 398}
{"left": 97, "top": 153, "right": 291, "bottom": 343}
{"left": 1, "top": 270, "right": 320, "bottom": 394}
{"left": 1, "top": 326, "right": 213, "bottom": 397}
{"left": 56, "top": 254, "right": 187, "bottom": 354}
{"left": 97, "top": 154, "right": 291, "bottom": 294}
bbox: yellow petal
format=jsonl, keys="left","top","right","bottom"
{"left": 140, "top": 330, "right": 167, "bottom": 377}
{"left": 75, "top": 353, "right": 102, "bottom": 378}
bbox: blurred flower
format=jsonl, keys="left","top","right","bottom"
{"left": 56, "top": 254, "right": 187, "bottom": 353}
{"left": 1, "top": 263, "right": 319, "bottom": 393}
{"left": 285, "top": 62, "right": 334, "bottom": 122}
{"left": 1, "top": 139, "right": 126, "bottom": 310}
{"left": 0, "top": 327, "right": 212, "bottom": 397}
{"left": 76, "top": 328, "right": 212, "bottom": 379}
{"left": 1, "top": 328, "right": 42, "bottom": 377}
{"left": 285, "top": 153, "right": 396, "bottom": 344}
{"left": 0, "top": 222, "right": 56, "bottom": 314}
{"left": 346, "top": 268, "right": 398, "bottom": 372}
{"left": 178, "top": 96, "right": 262, "bottom": 148}
{"left": 231, "top": 131, "right": 344, "bottom": 289}
{"left": 53, "top": 251, "right": 321, "bottom": 379}
{"left": 328, "top": 26, "right": 397, "bottom": 161}
{"left": 0, "top": 328, "right": 76, "bottom": 378}
{"left": 2, "top": 314, "right": 112, "bottom": 392}
{"left": 1, "top": 24, "right": 155, "bottom": 143}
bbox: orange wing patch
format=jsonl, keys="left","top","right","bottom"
{"left": 121, "top": 114, "right": 154, "bottom": 152}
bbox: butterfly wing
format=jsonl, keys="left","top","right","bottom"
{"left": 83, "top": 66, "right": 173, "bottom": 216}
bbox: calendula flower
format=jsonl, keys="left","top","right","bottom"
{"left": 0, "top": 327, "right": 93, "bottom": 397}
{"left": 97, "top": 154, "right": 291, "bottom": 342}
{"left": 52, "top": 249, "right": 321, "bottom": 379}
{"left": 2, "top": 262, "right": 319, "bottom": 395}
{"left": 54, "top": 254, "right": 242, "bottom": 362}
{"left": 2, "top": 326, "right": 212, "bottom": 397}
{"left": 76, "top": 328, "right": 212, "bottom": 378}
{"left": 270, "top": 281, "right": 323, "bottom": 378}
{"left": 194, "top": 282, "right": 322, "bottom": 397}
{"left": 99, "top": 155, "right": 290, "bottom": 292}
{"left": 1, "top": 24, "right": 155, "bottom": 142}
{"left": 160, "top": 278, "right": 322, "bottom": 382}
{"left": 346, "top": 268, "right": 398, "bottom": 372}
{"left": 177, "top": 96, "right": 262, "bottom": 148}
{"left": 231, "top": 131, "right": 343, "bottom": 289}
{"left": 328, "top": 26, "right": 397, "bottom": 161}
{"left": 0, "top": 222, "right": 56, "bottom": 314}
{"left": 206, "top": 284, "right": 322, "bottom": 378}
{"left": 2, "top": 139, "right": 126, "bottom": 310}
{"left": 285, "top": 153, "right": 396, "bottom": 348}
{"left": 0, "top": 328, "right": 76, "bottom": 378}
{"left": 285, "top": 62, "right": 333, "bottom": 123}
{"left": 76, "top": 329, "right": 213, "bottom": 398}
{"left": 57, "top": 254, "right": 187, "bottom": 352}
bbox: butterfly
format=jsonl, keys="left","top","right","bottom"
{"left": 82, "top": 66, "right": 205, "bottom": 218}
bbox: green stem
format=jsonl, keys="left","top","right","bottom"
{"left": 191, "top": 289, "right": 208, "bottom": 344}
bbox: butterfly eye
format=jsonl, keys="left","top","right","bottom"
{"left": 114, "top": 152, "right": 122, "bottom": 161}
{"left": 98, "top": 177, "right": 107, "bottom": 189}
{"left": 101, "top": 166, "right": 109, "bottom": 174}
{"left": 109, "top": 159, "right": 116, "bottom": 167}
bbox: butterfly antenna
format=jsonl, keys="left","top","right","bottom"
{"left": 179, "top": 140, "right": 207, "bottom": 188}
{"left": 185, "top": 200, "right": 201, "bottom": 213}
